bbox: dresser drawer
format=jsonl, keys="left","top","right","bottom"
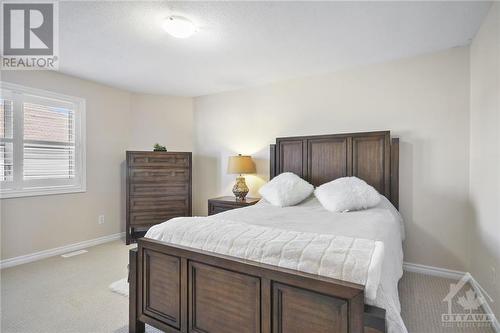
{"left": 129, "top": 167, "right": 190, "bottom": 183}
{"left": 128, "top": 152, "right": 190, "bottom": 168}
{"left": 129, "top": 196, "right": 189, "bottom": 212}
{"left": 129, "top": 183, "right": 189, "bottom": 197}
{"left": 129, "top": 208, "right": 190, "bottom": 226}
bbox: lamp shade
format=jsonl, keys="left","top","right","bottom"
{"left": 227, "top": 154, "right": 256, "bottom": 174}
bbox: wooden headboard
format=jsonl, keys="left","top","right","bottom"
{"left": 270, "top": 131, "right": 399, "bottom": 209}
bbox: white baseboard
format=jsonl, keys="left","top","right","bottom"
{"left": 403, "top": 261, "right": 465, "bottom": 280}
{"left": 404, "top": 261, "right": 499, "bottom": 332}
{"left": 0, "top": 232, "right": 125, "bottom": 269}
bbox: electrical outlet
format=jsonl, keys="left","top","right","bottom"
{"left": 98, "top": 215, "right": 105, "bottom": 224}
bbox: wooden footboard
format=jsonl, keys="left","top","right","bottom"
{"left": 129, "top": 238, "right": 386, "bottom": 333}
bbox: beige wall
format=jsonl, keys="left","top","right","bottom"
{"left": 469, "top": 3, "right": 500, "bottom": 317}
{"left": 129, "top": 93, "right": 193, "bottom": 152}
{"left": 193, "top": 47, "right": 471, "bottom": 271}
{"left": 0, "top": 71, "right": 132, "bottom": 260}
{"left": 0, "top": 71, "right": 194, "bottom": 260}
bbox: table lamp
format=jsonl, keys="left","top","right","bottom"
{"left": 227, "top": 154, "right": 256, "bottom": 201}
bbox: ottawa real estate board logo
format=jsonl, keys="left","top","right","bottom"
{"left": 1, "top": 1, "right": 59, "bottom": 70}
{"left": 442, "top": 272, "right": 497, "bottom": 329}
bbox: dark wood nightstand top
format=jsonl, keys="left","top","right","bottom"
{"left": 209, "top": 196, "right": 260, "bottom": 206}
{"left": 208, "top": 196, "right": 260, "bottom": 215}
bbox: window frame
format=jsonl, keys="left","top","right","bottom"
{"left": 0, "top": 82, "right": 86, "bottom": 199}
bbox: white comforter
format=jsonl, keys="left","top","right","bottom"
{"left": 146, "top": 195, "right": 407, "bottom": 333}
{"left": 146, "top": 218, "right": 384, "bottom": 300}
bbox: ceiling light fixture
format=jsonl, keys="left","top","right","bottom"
{"left": 162, "top": 16, "right": 196, "bottom": 39}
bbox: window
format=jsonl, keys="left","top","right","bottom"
{"left": 0, "top": 82, "right": 86, "bottom": 198}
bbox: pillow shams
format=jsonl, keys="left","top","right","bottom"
{"left": 314, "top": 176, "right": 381, "bottom": 212}
{"left": 259, "top": 172, "right": 314, "bottom": 207}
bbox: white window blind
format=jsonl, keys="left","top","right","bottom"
{"left": 0, "top": 99, "right": 14, "bottom": 183}
{"left": 0, "top": 82, "right": 86, "bottom": 198}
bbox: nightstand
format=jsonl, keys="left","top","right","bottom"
{"left": 208, "top": 196, "right": 260, "bottom": 215}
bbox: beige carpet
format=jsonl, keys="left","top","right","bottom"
{"left": 399, "top": 270, "right": 495, "bottom": 333}
{"left": 0, "top": 240, "right": 495, "bottom": 333}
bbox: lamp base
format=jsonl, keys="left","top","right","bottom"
{"left": 232, "top": 176, "right": 249, "bottom": 201}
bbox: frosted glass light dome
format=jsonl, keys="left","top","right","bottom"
{"left": 162, "top": 16, "right": 196, "bottom": 39}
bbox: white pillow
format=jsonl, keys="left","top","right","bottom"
{"left": 259, "top": 172, "right": 314, "bottom": 207}
{"left": 314, "top": 176, "right": 381, "bottom": 212}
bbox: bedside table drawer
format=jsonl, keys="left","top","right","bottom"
{"left": 208, "top": 202, "right": 240, "bottom": 215}
{"left": 208, "top": 197, "right": 260, "bottom": 216}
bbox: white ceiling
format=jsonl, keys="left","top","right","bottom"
{"left": 58, "top": 1, "right": 491, "bottom": 97}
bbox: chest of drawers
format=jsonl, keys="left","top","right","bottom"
{"left": 126, "top": 151, "right": 192, "bottom": 244}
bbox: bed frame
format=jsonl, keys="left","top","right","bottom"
{"left": 129, "top": 130, "right": 399, "bottom": 333}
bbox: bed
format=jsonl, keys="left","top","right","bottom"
{"left": 129, "top": 131, "right": 405, "bottom": 333}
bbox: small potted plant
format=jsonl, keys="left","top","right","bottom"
{"left": 153, "top": 143, "right": 167, "bottom": 151}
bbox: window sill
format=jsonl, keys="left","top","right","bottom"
{"left": 0, "top": 186, "right": 87, "bottom": 199}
